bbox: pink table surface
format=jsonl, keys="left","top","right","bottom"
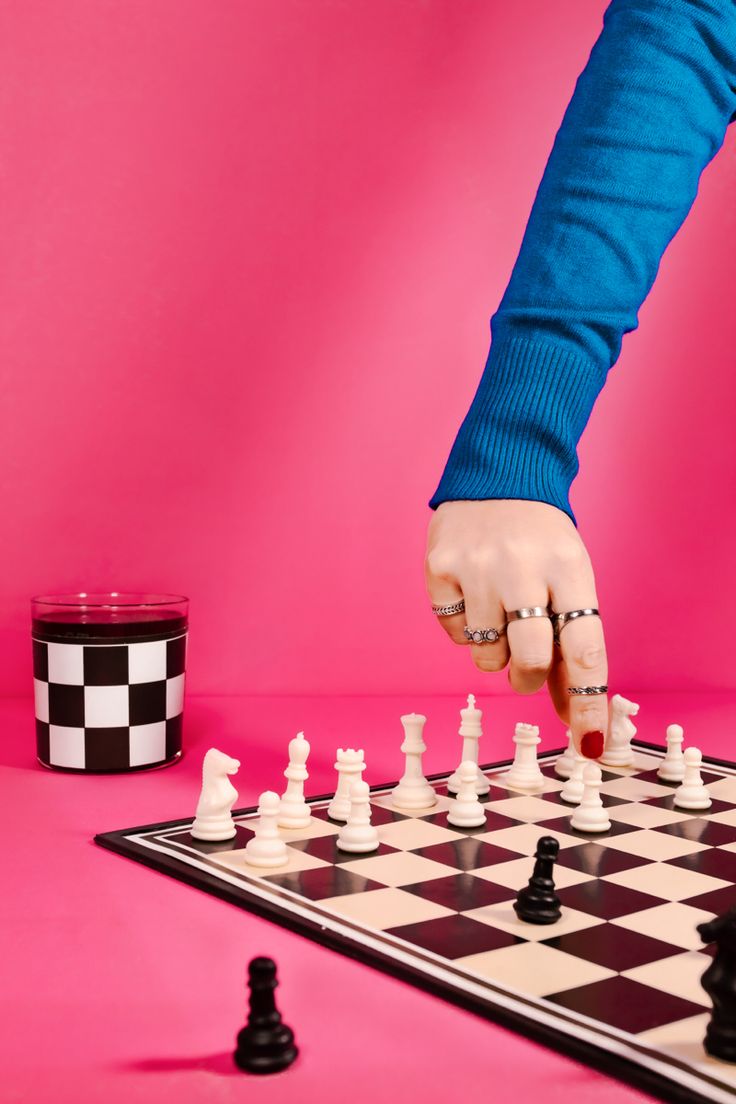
{"left": 4, "top": 690, "right": 736, "bottom": 1104}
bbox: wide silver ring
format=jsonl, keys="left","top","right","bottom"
{"left": 567, "top": 684, "right": 608, "bottom": 696}
{"left": 463, "top": 625, "right": 507, "bottom": 644}
{"left": 431, "top": 599, "right": 465, "bottom": 617}
{"left": 551, "top": 607, "right": 600, "bottom": 646}
{"left": 505, "top": 605, "right": 554, "bottom": 622}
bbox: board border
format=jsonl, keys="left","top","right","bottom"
{"left": 95, "top": 741, "right": 733, "bottom": 1104}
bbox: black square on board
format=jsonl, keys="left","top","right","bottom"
{"left": 536, "top": 815, "right": 638, "bottom": 841}
{"left": 555, "top": 842, "right": 648, "bottom": 878}
{"left": 167, "top": 635, "right": 186, "bottom": 678}
{"left": 654, "top": 818, "right": 736, "bottom": 847}
{"left": 402, "top": 873, "right": 515, "bottom": 912}
{"left": 645, "top": 794, "right": 732, "bottom": 816}
{"left": 48, "top": 683, "right": 85, "bottom": 727}
{"left": 385, "top": 913, "right": 522, "bottom": 959}
{"left": 32, "top": 639, "right": 48, "bottom": 681}
{"left": 682, "top": 884, "right": 736, "bottom": 916}
{"left": 557, "top": 879, "right": 666, "bottom": 920}
{"left": 35, "top": 719, "right": 50, "bottom": 763}
{"left": 288, "top": 835, "right": 397, "bottom": 865}
{"left": 84, "top": 727, "right": 130, "bottom": 771}
{"left": 83, "top": 645, "right": 128, "bottom": 686}
{"left": 668, "top": 849, "right": 736, "bottom": 882}
{"left": 541, "top": 789, "right": 629, "bottom": 809}
{"left": 547, "top": 975, "right": 706, "bottom": 1033}
{"left": 263, "top": 867, "right": 385, "bottom": 900}
{"left": 129, "top": 681, "right": 167, "bottom": 726}
{"left": 411, "top": 838, "right": 523, "bottom": 872}
{"left": 541, "top": 925, "right": 684, "bottom": 972}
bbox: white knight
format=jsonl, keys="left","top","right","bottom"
{"left": 191, "top": 747, "right": 241, "bottom": 841}
{"left": 600, "top": 694, "right": 639, "bottom": 767}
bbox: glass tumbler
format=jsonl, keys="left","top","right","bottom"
{"left": 31, "top": 592, "right": 189, "bottom": 772}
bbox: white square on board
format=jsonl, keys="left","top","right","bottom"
{"left": 49, "top": 726, "right": 85, "bottom": 769}
{"left": 47, "top": 642, "right": 84, "bottom": 685}
{"left": 84, "top": 684, "right": 129, "bottom": 727}
{"left": 129, "top": 721, "right": 167, "bottom": 767}
{"left": 34, "top": 679, "right": 49, "bottom": 723}
{"left": 166, "top": 673, "right": 185, "bottom": 718}
{"left": 128, "top": 639, "right": 167, "bottom": 684}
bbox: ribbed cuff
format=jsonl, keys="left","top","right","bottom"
{"left": 427, "top": 333, "right": 609, "bottom": 528}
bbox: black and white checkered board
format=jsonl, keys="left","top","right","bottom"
{"left": 96, "top": 742, "right": 736, "bottom": 1104}
{"left": 34, "top": 634, "right": 186, "bottom": 770}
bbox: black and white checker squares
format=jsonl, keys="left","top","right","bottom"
{"left": 33, "top": 634, "right": 186, "bottom": 770}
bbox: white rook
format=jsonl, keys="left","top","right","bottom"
{"left": 392, "top": 712, "right": 437, "bottom": 810}
{"left": 504, "top": 723, "right": 544, "bottom": 791}
{"left": 328, "top": 748, "right": 366, "bottom": 822}
{"left": 447, "top": 694, "right": 490, "bottom": 796}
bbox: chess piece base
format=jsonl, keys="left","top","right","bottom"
{"left": 234, "top": 1025, "right": 298, "bottom": 1074}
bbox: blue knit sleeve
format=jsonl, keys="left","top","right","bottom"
{"left": 429, "top": 0, "right": 736, "bottom": 527}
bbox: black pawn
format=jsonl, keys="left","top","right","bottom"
{"left": 698, "top": 907, "right": 736, "bottom": 1062}
{"left": 234, "top": 957, "right": 298, "bottom": 1073}
{"left": 513, "top": 836, "right": 561, "bottom": 924}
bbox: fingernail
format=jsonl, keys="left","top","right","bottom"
{"left": 581, "top": 730, "right": 604, "bottom": 759}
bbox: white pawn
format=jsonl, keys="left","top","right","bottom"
{"left": 560, "top": 753, "right": 586, "bottom": 804}
{"left": 278, "top": 730, "right": 312, "bottom": 829}
{"left": 191, "top": 748, "right": 241, "bottom": 841}
{"left": 505, "top": 723, "right": 544, "bottom": 791}
{"left": 447, "top": 694, "right": 490, "bottom": 796}
{"left": 658, "top": 724, "right": 686, "bottom": 783}
{"left": 555, "top": 729, "right": 576, "bottom": 779}
{"left": 337, "top": 780, "right": 380, "bottom": 853}
{"left": 243, "top": 791, "right": 289, "bottom": 868}
{"left": 392, "top": 713, "right": 437, "bottom": 810}
{"left": 447, "top": 760, "right": 487, "bottom": 828}
{"left": 674, "top": 747, "right": 711, "bottom": 811}
{"left": 328, "top": 748, "right": 366, "bottom": 822}
{"left": 570, "top": 763, "right": 611, "bottom": 833}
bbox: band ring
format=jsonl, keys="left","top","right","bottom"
{"left": 505, "top": 605, "right": 554, "bottom": 622}
{"left": 431, "top": 599, "right": 466, "bottom": 617}
{"left": 551, "top": 607, "right": 600, "bottom": 646}
{"left": 567, "top": 685, "right": 608, "bottom": 696}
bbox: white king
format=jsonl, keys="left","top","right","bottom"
{"left": 447, "top": 694, "right": 490, "bottom": 796}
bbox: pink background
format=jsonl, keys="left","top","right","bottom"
{"left": 1, "top": 0, "right": 735, "bottom": 699}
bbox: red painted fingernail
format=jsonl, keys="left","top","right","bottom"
{"left": 581, "top": 730, "right": 604, "bottom": 759}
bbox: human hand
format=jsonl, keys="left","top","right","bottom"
{"left": 425, "top": 499, "right": 608, "bottom": 758}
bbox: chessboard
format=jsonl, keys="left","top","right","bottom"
{"left": 95, "top": 741, "right": 736, "bottom": 1104}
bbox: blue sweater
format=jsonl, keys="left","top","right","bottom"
{"left": 429, "top": 0, "right": 736, "bottom": 527}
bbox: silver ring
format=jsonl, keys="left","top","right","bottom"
{"left": 463, "top": 625, "right": 507, "bottom": 644}
{"left": 567, "top": 685, "right": 608, "bottom": 695}
{"left": 505, "top": 605, "right": 554, "bottom": 622}
{"left": 551, "top": 607, "right": 600, "bottom": 646}
{"left": 431, "top": 599, "right": 465, "bottom": 617}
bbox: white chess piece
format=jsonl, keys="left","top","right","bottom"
{"left": 278, "top": 730, "right": 312, "bottom": 829}
{"left": 599, "top": 694, "right": 639, "bottom": 767}
{"left": 674, "top": 747, "right": 711, "bottom": 811}
{"left": 560, "top": 753, "right": 586, "bottom": 804}
{"left": 337, "top": 780, "right": 380, "bottom": 853}
{"left": 392, "top": 713, "right": 437, "bottom": 810}
{"left": 570, "top": 763, "right": 611, "bottom": 833}
{"left": 447, "top": 694, "right": 490, "bottom": 796}
{"left": 243, "top": 791, "right": 289, "bottom": 868}
{"left": 447, "top": 760, "right": 487, "bottom": 828}
{"left": 504, "top": 723, "right": 544, "bottom": 791}
{"left": 658, "top": 724, "right": 686, "bottom": 783}
{"left": 327, "top": 748, "right": 366, "bottom": 822}
{"left": 191, "top": 748, "right": 241, "bottom": 841}
{"left": 555, "top": 729, "right": 576, "bottom": 779}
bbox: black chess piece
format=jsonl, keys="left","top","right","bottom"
{"left": 513, "top": 835, "right": 561, "bottom": 924}
{"left": 234, "top": 956, "right": 299, "bottom": 1073}
{"left": 698, "top": 907, "right": 736, "bottom": 1062}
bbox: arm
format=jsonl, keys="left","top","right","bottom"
{"left": 429, "top": 0, "right": 736, "bottom": 527}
